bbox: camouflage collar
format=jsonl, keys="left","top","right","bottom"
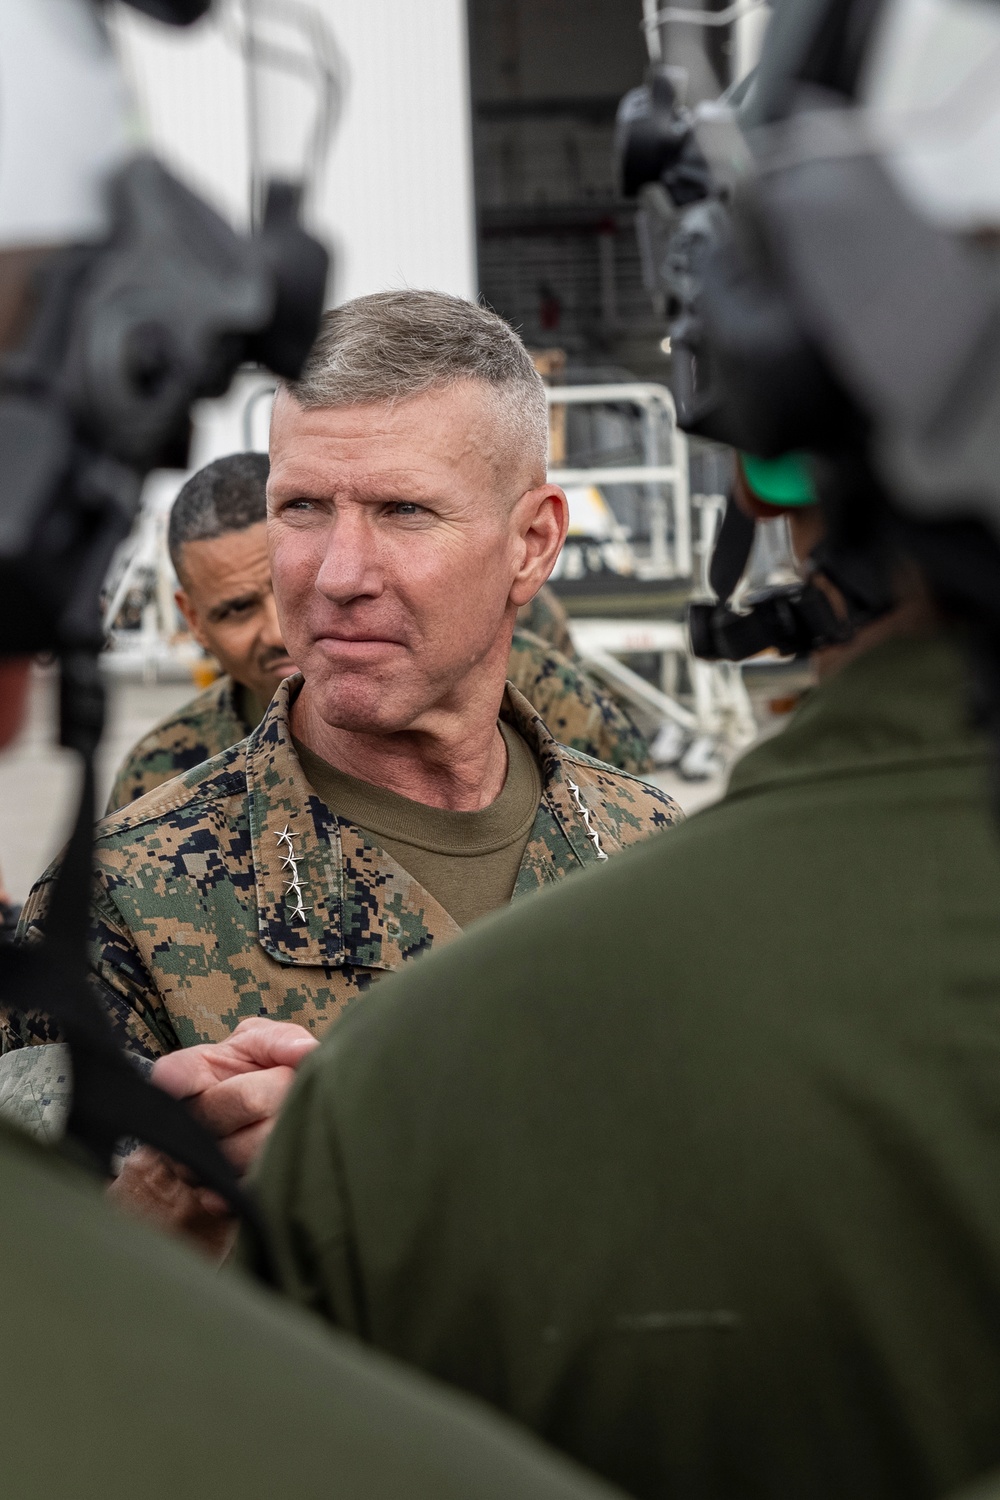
{"left": 245, "top": 676, "right": 608, "bottom": 968}
{"left": 500, "top": 684, "right": 612, "bottom": 870}
{"left": 208, "top": 674, "right": 248, "bottom": 737}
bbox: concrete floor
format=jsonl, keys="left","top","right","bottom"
{"left": 0, "top": 668, "right": 726, "bottom": 903}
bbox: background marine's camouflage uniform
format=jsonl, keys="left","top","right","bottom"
{"left": 516, "top": 584, "right": 577, "bottom": 660}
{"left": 107, "top": 628, "right": 651, "bottom": 814}
{"left": 107, "top": 676, "right": 247, "bottom": 813}
{"left": 506, "top": 630, "right": 649, "bottom": 775}
{"left": 13, "top": 679, "right": 679, "bottom": 1060}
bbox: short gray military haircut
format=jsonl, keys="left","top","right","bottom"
{"left": 168, "top": 452, "right": 269, "bottom": 579}
{"left": 288, "top": 290, "right": 549, "bottom": 485}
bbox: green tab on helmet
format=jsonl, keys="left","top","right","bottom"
{"left": 741, "top": 453, "right": 817, "bottom": 507}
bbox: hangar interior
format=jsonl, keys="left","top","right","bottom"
{"left": 467, "top": 0, "right": 668, "bottom": 380}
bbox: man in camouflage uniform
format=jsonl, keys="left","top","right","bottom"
{"left": 20, "top": 676, "right": 676, "bottom": 1060}
{"left": 107, "top": 474, "right": 649, "bottom": 814}
{"left": 110, "top": 619, "right": 649, "bottom": 812}
{"left": 107, "top": 451, "right": 297, "bottom": 813}
{"left": 9, "top": 292, "right": 677, "bottom": 1241}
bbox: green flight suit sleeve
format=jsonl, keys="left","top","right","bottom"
{"left": 954, "top": 1476, "right": 1000, "bottom": 1500}
{"left": 249, "top": 1050, "right": 367, "bottom": 1332}
{"left": 0, "top": 1121, "right": 628, "bottom": 1500}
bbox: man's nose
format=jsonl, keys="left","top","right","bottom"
{"left": 260, "top": 590, "right": 286, "bottom": 650}
{"left": 314, "top": 510, "right": 383, "bottom": 603}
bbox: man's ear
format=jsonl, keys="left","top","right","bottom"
{"left": 508, "top": 484, "right": 569, "bottom": 608}
{"left": 175, "top": 588, "right": 211, "bottom": 653}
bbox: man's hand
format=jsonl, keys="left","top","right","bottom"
{"left": 108, "top": 1018, "right": 318, "bottom": 1261}
{"left": 109, "top": 1146, "right": 238, "bottom": 1262}
{"left": 153, "top": 1016, "right": 319, "bottom": 1172}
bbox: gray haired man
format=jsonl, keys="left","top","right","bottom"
{"left": 108, "top": 451, "right": 651, "bottom": 812}
{"left": 10, "top": 290, "right": 679, "bottom": 1243}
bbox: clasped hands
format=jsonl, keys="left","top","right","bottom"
{"left": 108, "top": 1017, "right": 318, "bottom": 1259}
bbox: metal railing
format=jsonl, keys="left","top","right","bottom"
{"left": 542, "top": 383, "right": 758, "bottom": 775}
{"left": 545, "top": 382, "right": 691, "bottom": 579}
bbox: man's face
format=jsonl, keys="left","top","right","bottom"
{"left": 267, "top": 381, "right": 561, "bottom": 735}
{"left": 175, "top": 521, "right": 296, "bottom": 703}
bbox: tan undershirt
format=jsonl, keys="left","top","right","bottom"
{"left": 293, "top": 722, "right": 543, "bottom": 928}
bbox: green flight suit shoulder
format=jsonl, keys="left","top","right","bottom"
{"left": 0, "top": 1121, "right": 622, "bottom": 1500}
{"left": 252, "top": 634, "right": 1000, "bottom": 1500}
{"left": 508, "top": 627, "right": 651, "bottom": 773}
{"left": 954, "top": 1476, "right": 1000, "bottom": 1500}
{"left": 8, "top": 678, "right": 679, "bottom": 1060}
{"left": 105, "top": 674, "right": 247, "bottom": 813}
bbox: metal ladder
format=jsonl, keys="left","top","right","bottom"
{"left": 546, "top": 382, "right": 757, "bottom": 777}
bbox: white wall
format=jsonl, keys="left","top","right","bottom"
{"left": 328, "top": 1, "right": 477, "bottom": 300}
{"left": 112, "top": 0, "right": 478, "bottom": 303}
{"left": 110, "top": 0, "right": 477, "bottom": 482}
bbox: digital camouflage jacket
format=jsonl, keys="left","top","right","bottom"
{"left": 13, "top": 679, "right": 679, "bottom": 1059}
{"left": 503, "top": 629, "right": 649, "bottom": 774}
{"left": 515, "top": 584, "right": 577, "bottom": 660}
{"left": 106, "top": 675, "right": 249, "bottom": 814}
{"left": 106, "top": 631, "right": 650, "bottom": 814}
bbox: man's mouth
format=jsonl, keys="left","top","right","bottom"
{"left": 315, "top": 629, "right": 407, "bottom": 649}
{"left": 315, "top": 634, "right": 406, "bottom": 655}
{"left": 322, "top": 635, "right": 402, "bottom": 644}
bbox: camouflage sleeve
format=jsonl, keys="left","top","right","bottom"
{"left": 3, "top": 863, "right": 180, "bottom": 1061}
{"left": 105, "top": 748, "right": 176, "bottom": 816}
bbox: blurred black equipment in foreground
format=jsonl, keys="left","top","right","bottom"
{"left": 114, "top": 0, "right": 211, "bottom": 19}
{"left": 0, "top": 0, "right": 327, "bottom": 1250}
{"left": 618, "top": 0, "right": 1000, "bottom": 739}
{"left": 616, "top": 66, "right": 711, "bottom": 209}
{"left": 686, "top": 482, "right": 896, "bottom": 664}
{"left": 1, "top": 157, "right": 325, "bottom": 663}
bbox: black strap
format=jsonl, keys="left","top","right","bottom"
{"left": 0, "top": 651, "right": 277, "bottom": 1282}
{"left": 709, "top": 496, "right": 756, "bottom": 602}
